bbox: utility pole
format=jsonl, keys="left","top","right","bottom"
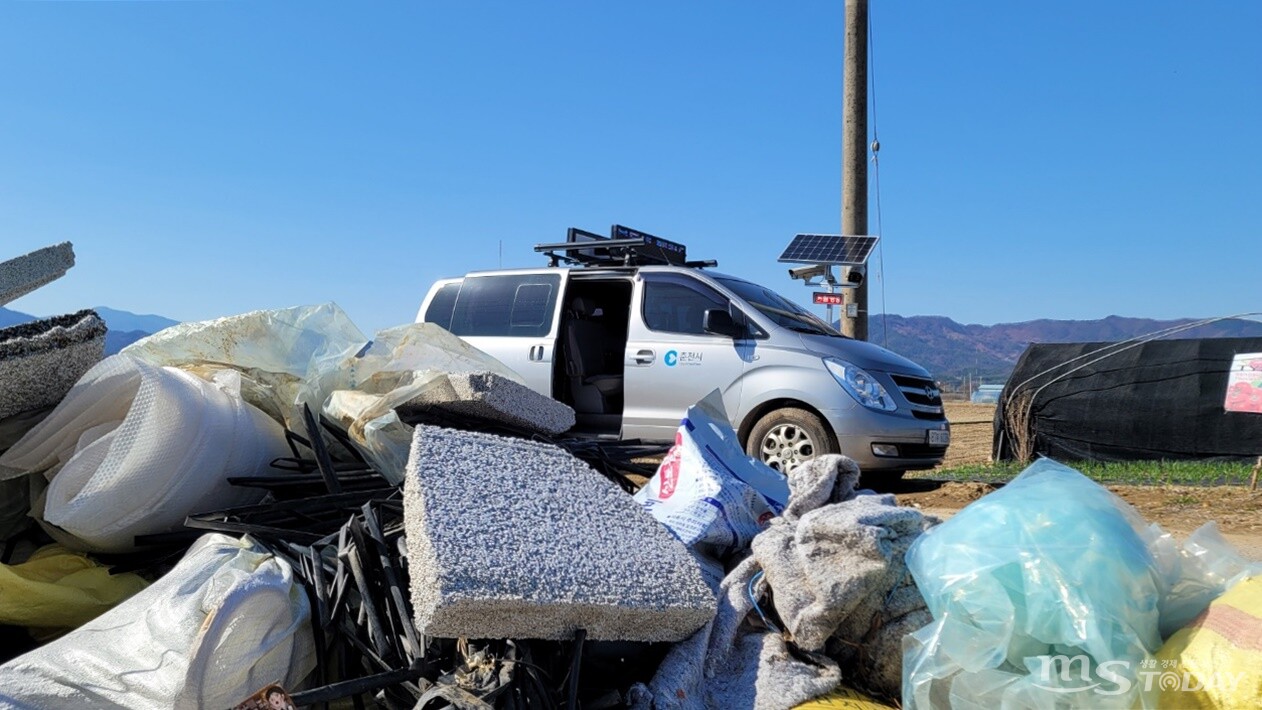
{"left": 841, "top": 0, "right": 869, "bottom": 340}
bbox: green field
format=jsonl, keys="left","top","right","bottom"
{"left": 920, "top": 459, "right": 1259, "bottom": 487}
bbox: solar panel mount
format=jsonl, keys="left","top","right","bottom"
{"left": 778, "top": 234, "right": 879, "bottom": 265}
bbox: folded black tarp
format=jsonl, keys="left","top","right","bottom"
{"left": 993, "top": 337, "right": 1262, "bottom": 462}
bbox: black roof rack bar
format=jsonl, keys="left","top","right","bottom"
{"left": 534, "top": 237, "right": 673, "bottom": 267}
{"left": 533, "top": 237, "right": 648, "bottom": 253}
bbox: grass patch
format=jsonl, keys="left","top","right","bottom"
{"left": 915, "top": 459, "right": 1257, "bottom": 487}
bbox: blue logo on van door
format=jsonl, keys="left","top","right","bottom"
{"left": 664, "top": 350, "right": 679, "bottom": 367}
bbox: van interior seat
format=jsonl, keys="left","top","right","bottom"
{"left": 566, "top": 297, "right": 623, "bottom": 414}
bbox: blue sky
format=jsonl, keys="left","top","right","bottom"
{"left": 3, "top": 1, "right": 1259, "bottom": 335}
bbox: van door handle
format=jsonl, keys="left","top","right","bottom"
{"left": 632, "top": 349, "right": 655, "bottom": 365}
{"left": 528, "top": 345, "right": 545, "bottom": 361}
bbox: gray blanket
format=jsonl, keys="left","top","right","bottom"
{"left": 630, "top": 456, "right": 935, "bottom": 709}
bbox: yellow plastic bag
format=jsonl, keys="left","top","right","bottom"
{"left": 0, "top": 544, "right": 148, "bottom": 632}
{"left": 1156, "top": 575, "right": 1262, "bottom": 709}
{"left": 794, "top": 685, "right": 897, "bottom": 710}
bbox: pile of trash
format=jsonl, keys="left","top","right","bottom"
{"left": 1, "top": 241, "right": 1260, "bottom": 709}
{"left": 902, "top": 458, "right": 1262, "bottom": 709}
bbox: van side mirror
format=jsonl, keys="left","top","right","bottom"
{"left": 703, "top": 308, "right": 742, "bottom": 338}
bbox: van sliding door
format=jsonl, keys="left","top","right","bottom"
{"left": 622, "top": 273, "right": 749, "bottom": 441}
{"left": 445, "top": 270, "right": 569, "bottom": 397}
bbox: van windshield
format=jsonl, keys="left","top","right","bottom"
{"left": 714, "top": 277, "right": 841, "bottom": 337}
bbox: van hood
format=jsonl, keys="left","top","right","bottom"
{"left": 794, "top": 333, "right": 933, "bottom": 377}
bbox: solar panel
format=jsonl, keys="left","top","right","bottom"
{"left": 777, "top": 234, "right": 879, "bottom": 265}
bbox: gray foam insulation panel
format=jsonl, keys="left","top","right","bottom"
{"left": 0, "top": 242, "right": 75, "bottom": 306}
{"left": 404, "top": 425, "right": 715, "bottom": 642}
{"left": 401, "top": 371, "right": 575, "bottom": 434}
{"left": 0, "top": 310, "right": 106, "bottom": 421}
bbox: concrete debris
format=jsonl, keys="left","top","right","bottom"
{"left": 0, "top": 310, "right": 106, "bottom": 421}
{"left": 404, "top": 425, "right": 716, "bottom": 642}
{"left": 0, "top": 242, "right": 75, "bottom": 307}
{"left": 401, "top": 370, "right": 576, "bottom": 435}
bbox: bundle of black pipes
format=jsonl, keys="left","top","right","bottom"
{"left": 141, "top": 405, "right": 668, "bottom": 709}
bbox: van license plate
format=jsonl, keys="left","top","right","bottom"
{"left": 928, "top": 430, "right": 950, "bottom": 446}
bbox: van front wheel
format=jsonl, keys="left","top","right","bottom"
{"left": 745, "top": 408, "right": 837, "bottom": 474}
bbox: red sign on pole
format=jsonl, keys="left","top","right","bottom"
{"left": 813, "top": 292, "right": 844, "bottom": 305}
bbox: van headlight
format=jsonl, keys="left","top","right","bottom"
{"left": 824, "top": 358, "right": 896, "bottom": 411}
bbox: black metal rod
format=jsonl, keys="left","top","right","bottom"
{"left": 363, "top": 502, "right": 424, "bottom": 665}
{"left": 289, "top": 666, "right": 425, "bottom": 706}
{"left": 345, "top": 519, "right": 394, "bottom": 664}
{"left": 303, "top": 403, "right": 344, "bottom": 494}
{"left": 568, "top": 628, "right": 586, "bottom": 709}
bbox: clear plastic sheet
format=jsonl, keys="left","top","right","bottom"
{"left": 322, "top": 321, "right": 525, "bottom": 482}
{"left": 123, "top": 304, "right": 526, "bottom": 483}
{"left": 122, "top": 302, "right": 369, "bottom": 431}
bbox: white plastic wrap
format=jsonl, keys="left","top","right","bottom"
{"left": 122, "top": 305, "right": 527, "bottom": 482}
{"left": 121, "top": 302, "right": 369, "bottom": 431}
{"left": 0, "top": 355, "right": 292, "bottom": 553}
{"left": 634, "top": 391, "right": 790, "bottom": 588}
{"left": 323, "top": 322, "right": 526, "bottom": 483}
{"left": 0, "top": 533, "right": 316, "bottom": 709}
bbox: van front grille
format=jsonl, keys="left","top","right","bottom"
{"left": 890, "top": 373, "right": 945, "bottom": 419}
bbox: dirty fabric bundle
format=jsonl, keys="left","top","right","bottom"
{"left": 631, "top": 455, "right": 934, "bottom": 709}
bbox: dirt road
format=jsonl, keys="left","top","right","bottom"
{"left": 894, "top": 402, "right": 1262, "bottom": 560}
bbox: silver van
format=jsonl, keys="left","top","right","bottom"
{"left": 416, "top": 228, "right": 949, "bottom": 476}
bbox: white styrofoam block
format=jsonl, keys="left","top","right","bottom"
{"left": 404, "top": 425, "right": 715, "bottom": 642}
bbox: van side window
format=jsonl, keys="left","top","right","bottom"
{"left": 643, "top": 280, "right": 727, "bottom": 335}
{"left": 424, "top": 282, "right": 461, "bottom": 331}
{"left": 510, "top": 283, "right": 553, "bottom": 328}
{"left": 448, "top": 273, "right": 561, "bottom": 337}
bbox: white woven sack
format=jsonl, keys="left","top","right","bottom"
{"left": 0, "top": 533, "right": 316, "bottom": 709}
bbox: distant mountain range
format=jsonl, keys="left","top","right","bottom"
{"left": 0, "top": 306, "right": 179, "bottom": 354}
{"left": 869, "top": 314, "right": 1262, "bottom": 388}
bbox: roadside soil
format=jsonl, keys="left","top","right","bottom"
{"left": 892, "top": 402, "right": 1262, "bottom": 560}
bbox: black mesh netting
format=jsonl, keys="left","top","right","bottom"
{"left": 994, "top": 337, "right": 1262, "bottom": 463}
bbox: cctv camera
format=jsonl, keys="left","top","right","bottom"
{"left": 788, "top": 264, "right": 830, "bottom": 281}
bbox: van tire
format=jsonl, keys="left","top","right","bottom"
{"left": 745, "top": 408, "right": 836, "bottom": 474}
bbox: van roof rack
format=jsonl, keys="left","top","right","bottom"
{"left": 534, "top": 225, "right": 717, "bottom": 269}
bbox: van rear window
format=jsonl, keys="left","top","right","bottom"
{"left": 424, "top": 282, "right": 462, "bottom": 331}
{"left": 448, "top": 273, "right": 561, "bottom": 337}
